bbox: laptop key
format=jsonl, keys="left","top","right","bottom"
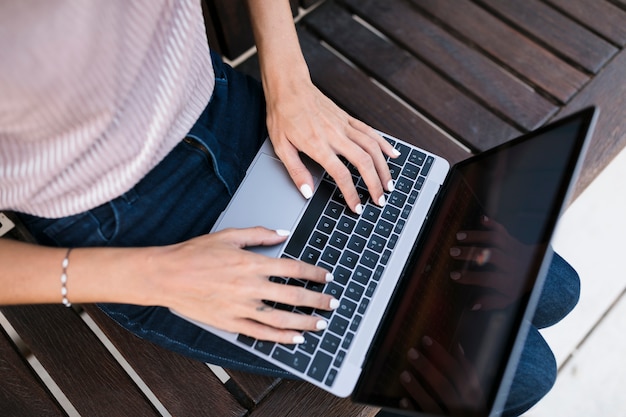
{"left": 308, "top": 351, "right": 332, "bottom": 382}
{"left": 298, "top": 333, "right": 320, "bottom": 355}
{"left": 355, "top": 219, "right": 375, "bottom": 238}
{"left": 409, "top": 149, "right": 426, "bottom": 166}
{"left": 321, "top": 246, "right": 341, "bottom": 266}
{"left": 321, "top": 333, "right": 341, "bottom": 354}
{"left": 337, "top": 216, "right": 356, "bottom": 234}
{"left": 272, "top": 346, "right": 311, "bottom": 373}
{"left": 283, "top": 179, "right": 334, "bottom": 258}
{"left": 254, "top": 340, "right": 275, "bottom": 355}
{"left": 329, "top": 315, "right": 350, "bottom": 336}
{"left": 353, "top": 265, "right": 372, "bottom": 285}
{"left": 347, "top": 234, "right": 367, "bottom": 253}
{"left": 345, "top": 282, "right": 365, "bottom": 302}
{"left": 337, "top": 299, "right": 357, "bottom": 319}
{"left": 324, "top": 201, "right": 343, "bottom": 219}
{"left": 324, "top": 282, "right": 344, "bottom": 299}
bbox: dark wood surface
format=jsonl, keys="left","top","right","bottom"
{"left": 2, "top": 0, "right": 625, "bottom": 415}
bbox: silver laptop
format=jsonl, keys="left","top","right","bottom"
{"left": 174, "top": 107, "right": 597, "bottom": 416}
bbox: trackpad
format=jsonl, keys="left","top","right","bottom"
{"left": 212, "top": 153, "right": 311, "bottom": 258}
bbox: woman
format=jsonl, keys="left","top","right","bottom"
{"left": 0, "top": 1, "right": 578, "bottom": 415}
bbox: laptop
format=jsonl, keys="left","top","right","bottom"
{"left": 174, "top": 106, "right": 597, "bottom": 416}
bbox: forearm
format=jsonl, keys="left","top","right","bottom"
{"left": 0, "top": 239, "right": 156, "bottom": 306}
{"left": 246, "top": 0, "right": 310, "bottom": 93}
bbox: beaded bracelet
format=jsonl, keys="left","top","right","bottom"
{"left": 61, "top": 248, "right": 72, "bottom": 307}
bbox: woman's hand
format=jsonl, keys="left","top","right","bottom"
{"left": 266, "top": 79, "right": 399, "bottom": 213}
{"left": 152, "top": 227, "right": 338, "bottom": 344}
{"left": 246, "top": 0, "right": 399, "bottom": 214}
{"left": 448, "top": 216, "right": 534, "bottom": 310}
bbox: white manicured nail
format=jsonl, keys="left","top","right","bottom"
{"left": 325, "top": 273, "right": 334, "bottom": 282}
{"left": 292, "top": 335, "right": 305, "bottom": 344}
{"left": 355, "top": 204, "right": 364, "bottom": 215}
{"left": 276, "top": 229, "right": 291, "bottom": 237}
{"left": 377, "top": 195, "right": 386, "bottom": 206}
{"left": 316, "top": 320, "right": 328, "bottom": 330}
{"left": 387, "top": 180, "right": 395, "bottom": 192}
{"left": 392, "top": 148, "right": 401, "bottom": 157}
{"left": 329, "top": 298, "right": 340, "bottom": 310}
{"left": 300, "top": 184, "right": 313, "bottom": 199}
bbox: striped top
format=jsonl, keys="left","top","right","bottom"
{"left": 0, "top": 0, "right": 215, "bottom": 218}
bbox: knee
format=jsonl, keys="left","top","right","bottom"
{"left": 502, "top": 327, "right": 556, "bottom": 417}
{"left": 532, "top": 251, "right": 580, "bottom": 329}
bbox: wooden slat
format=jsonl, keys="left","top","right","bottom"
{"left": 296, "top": 30, "right": 470, "bottom": 163}
{"left": 237, "top": 30, "right": 468, "bottom": 163}
{"left": 305, "top": 0, "right": 521, "bottom": 151}
{"left": 0, "top": 326, "right": 65, "bottom": 417}
{"left": 203, "top": 0, "right": 300, "bottom": 60}
{"left": 250, "top": 379, "right": 379, "bottom": 417}
{"left": 478, "top": 0, "right": 618, "bottom": 73}
{"left": 553, "top": 48, "right": 626, "bottom": 202}
{"left": 413, "top": 0, "right": 588, "bottom": 103}
{"left": 226, "top": 369, "right": 282, "bottom": 408}
{"left": 84, "top": 306, "right": 248, "bottom": 417}
{"left": 342, "top": 0, "right": 558, "bottom": 132}
{"left": 545, "top": 0, "right": 626, "bottom": 46}
{"left": 1, "top": 305, "right": 160, "bottom": 416}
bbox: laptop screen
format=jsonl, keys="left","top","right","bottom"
{"left": 353, "top": 108, "right": 594, "bottom": 416}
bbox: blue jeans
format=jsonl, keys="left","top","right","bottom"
{"left": 18, "top": 52, "right": 579, "bottom": 416}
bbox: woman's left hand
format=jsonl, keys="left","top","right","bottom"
{"left": 265, "top": 78, "right": 399, "bottom": 214}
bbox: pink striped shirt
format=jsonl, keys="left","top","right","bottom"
{"left": 0, "top": 0, "right": 215, "bottom": 218}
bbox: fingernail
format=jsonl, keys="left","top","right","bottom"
{"left": 300, "top": 184, "right": 313, "bottom": 199}
{"left": 392, "top": 148, "right": 401, "bottom": 157}
{"left": 316, "top": 320, "right": 328, "bottom": 330}
{"left": 276, "top": 229, "right": 291, "bottom": 237}
{"left": 407, "top": 348, "right": 419, "bottom": 360}
{"left": 450, "top": 247, "right": 461, "bottom": 257}
{"left": 422, "top": 335, "right": 433, "bottom": 346}
{"left": 456, "top": 232, "right": 467, "bottom": 240}
{"left": 471, "top": 303, "right": 482, "bottom": 311}
{"left": 325, "top": 272, "right": 334, "bottom": 282}
{"left": 292, "top": 335, "right": 305, "bottom": 344}
{"left": 450, "top": 271, "right": 461, "bottom": 280}
{"left": 377, "top": 195, "right": 386, "bottom": 206}
{"left": 400, "top": 370, "right": 411, "bottom": 383}
{"left": 329, "top": 298, "right": 340, "bottom": 310}
{"left": 355, "top": 204, "right": 364, "bottom": 215}
{"left": 387, "top": 180, "right": 395, "bottom": 192}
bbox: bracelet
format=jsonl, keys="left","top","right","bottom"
{"left": 61, "top": 248, "right": 72, "bottom": 307}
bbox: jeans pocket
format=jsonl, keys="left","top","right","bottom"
{"left": 23, "top": 203, "right": 119, "bottom": 248}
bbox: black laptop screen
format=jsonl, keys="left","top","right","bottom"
{"left": 353, "top": 109, "right": 593, "bottom": 416}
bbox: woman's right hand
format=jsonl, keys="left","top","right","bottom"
{"left": 150, "top": 227, "right": 338, "bottom": 345}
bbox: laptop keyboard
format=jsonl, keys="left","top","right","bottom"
{"left": 236, "top": 136, "right": 434, "bottom": 387}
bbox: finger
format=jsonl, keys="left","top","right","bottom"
{"left": 231, "top": 317, "right": 309, "bottom": 345}
{"left": 348, "top": 118, "right": 400, "bottom": 160}
{"left": 452, "top": 344, "right": 484, "bottom": 402}
{"left": 323, "top": 154, "right": 364, "bottom": 213}
{"left": 265, "top": 257, "right": 334, "bottom": 285}
{"left": 399, "top": 369, "right": 443, "bottom": 414}
{"left": 417, "top": 337, "right": 466, "bottom": 412}
{"left": 218, "top": 226, "right": 291, "bottom": 249}
{"left": 259, "top": 279, "right": 339, "bottom": 312}
{"left": 471, "top": 293, "right": 517, "bottom": 311}
{"left": 345, "top": 125, "right": 393, "bottom": 202}
{"left": 450, "top": 270, "right": 507, "bottom": 293}
{"left": 251, "top": 302, "right": 330, "bottom": 333}
{"left": 272, "top": 140, "right": 316, "bottom": 199}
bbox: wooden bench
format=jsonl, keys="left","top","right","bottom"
{"left": 2, "top": 0, "right": 626, "bottom": 415}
